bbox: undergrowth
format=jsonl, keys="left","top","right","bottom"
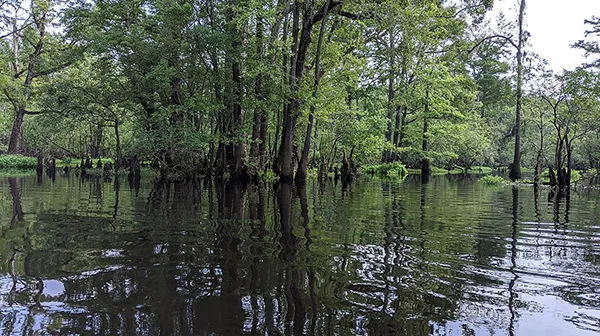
{"left": 0, "top": 155, "right": 37, "bottom": 170}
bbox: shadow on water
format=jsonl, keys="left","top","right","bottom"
{"left": 1, "top": 175, "right": 600, "bottom": 335}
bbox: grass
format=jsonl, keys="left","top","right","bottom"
{"left": 0, "top": 155, "right": 38, "bottom": 170}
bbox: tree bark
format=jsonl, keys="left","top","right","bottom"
{"left": 382, "top": 29, "right": 396, "bottom": 163}
{"left": 250, "top": 16, "right": 265, "bottom": 170}
{"left": 7, "top": 7, "right": 47, "bottom": 154}
{"left": 556, "top": 135, "right": 566, "bottom": 189}
{"left": 509, "top": 0, "right": 526, "bottom": 182}
{"left": 421, "top": 93, "right": 430, "bottom": 177}
{"left": 392, "top": 106, "right": 402, "bottom": 160}
{"left": 421, "top": 117, "right": 430, "bottom": 176}
{"left": 114, "top": 119, "right": 122, "bottom": 172}
{"left": 277, "top": 1, "right": 302, "bottom": 181}
{"left": 566, "top": 139, "right": 573, "bottom": 187}
{"left": 296, "top": 0, "right": 331, "bottom": 184}
{"left": 8, "top": 109, "right": 25, "bottom": 153}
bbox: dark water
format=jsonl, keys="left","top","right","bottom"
{"left": 1, "top": 174, "right": 600, "bottom": 335}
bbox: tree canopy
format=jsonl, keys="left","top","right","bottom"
{"left": 0, "top": 0, "right": 599, "bottom": 186}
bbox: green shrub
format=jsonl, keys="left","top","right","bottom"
{"left": 479, "top": 175, "right": 508, "bottom": 186}
{"left": 431, "top": 167, "right": 449, "bottom": 175}
{"left": 258, "top": 169, "right": 279, "bottom": 182}
{"left": 0, "top": 155, "right": 38, "bottom": 170}
{"left": 571, "top": 170, "right": 582, "bottom": 183}
{"left": 363, "top": 162, "right": 408, "bottom": 177}
{"left": 471, "top": 166, "right": 493, "bottom": 174}
{"left": 585, "top": 168, "right": 598, "bottom": 176}
{"left": 540, "top": 168, "right": 582, "bottom": 184}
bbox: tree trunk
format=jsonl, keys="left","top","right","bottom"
{"left": 509, "top": 0, "right": 526, "bottom": 182}
{"left": 278, "top": 1, "right": 302, "bottom": 181}
{"left": 391, "top": 106, "right": 402, "bottom": 161}
{"left": 548, "top": 167, "right": 558, "bottom": 187}
{"left": 556, "top": 136, "right": 566, "bottom": 189}
{"left": 278, "top": 105, "right": 297, "bottom": 181}
{"left": 91, "top": 124, "right": 103, "bottom": 158}
{"left": 259, "top": 110, "right": 268, "bottom": 170}
{"left": 566, "top": 140, "right": 573, "bottom": 187}
{"left": 251, "top": 16, "right": 265, "bottom": 171}
{"left": 273, "top": 14, "right": 290, "bottom": 174}
{"left": 114, "top": 119, "right": 122, "bottom": 172}
{"left": 421, "top": 117, "right": 430, "bottom": 176}
{"left": 8, "top": 108, "right": 25, "bottom": 154}
{"left": 226, "top": 7, "right": 247, "bottom": 180}
{"left": 382, "top": 30, "right": 395, "bottom": 163}
{"left": 296, "top": 0, "right": 331, "bottom": 184}
{"left": 231, "top": 57, "right": 247, "bottom": 180}
{"left": 421, "top": 90, "right": 431, "bottom": 176}
{"left": 534, "top": 151, "right": 542, "bottom": 186}
{"left": 534, "top": 110, "right": 544, "bottom": 186}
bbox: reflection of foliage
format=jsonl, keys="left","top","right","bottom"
{"left": 1, "top": 176, "right": 600, "bottom": 334}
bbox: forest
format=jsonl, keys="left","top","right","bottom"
{"left": 1, "top": 0, "right": 600, "bottom": 187}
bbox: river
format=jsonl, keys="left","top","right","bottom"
{"left": 0, "top": 174, "right": 599, "bottom": 335}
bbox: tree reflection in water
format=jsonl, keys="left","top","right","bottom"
{"left": 0, "top": 175, "right": 600, "bottom": 335}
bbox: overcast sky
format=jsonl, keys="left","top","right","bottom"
{"left": 489, "top": 0, "right": 600, "bottom": 72}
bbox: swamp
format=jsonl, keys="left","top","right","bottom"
{"left": 2, "top": 0, "right": 600, "bottom": 334}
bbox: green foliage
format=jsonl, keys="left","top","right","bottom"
{"left": 471, "top": 166, "right": 494, "bottom": 174}
{"left": 479, "top": 175, "right": 509, "bottom": 186}
{"left": 363, "top": 162, "right": 408, "bottom": 178}
{"left": 258, "top": 169, "right": 279, "bottom": 183}
{"left": 571, "top": 170, "right": 582, "bottom": 183}
{"left": 0, "top": 0, "right": 599, "bottom": 183}
{"left": 0, "top": 155, "right": 37, "bottom": 170}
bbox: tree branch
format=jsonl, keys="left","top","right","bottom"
{"left": 468, "top": 34, "right": 517, "bottom": 54}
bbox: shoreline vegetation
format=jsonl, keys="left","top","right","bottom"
{"left": 1, "top": 154, "right": 596, "bottom": 189}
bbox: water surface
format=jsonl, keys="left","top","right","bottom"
{"left": 1, "top": 174, "right": 599, "bottom": 335}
